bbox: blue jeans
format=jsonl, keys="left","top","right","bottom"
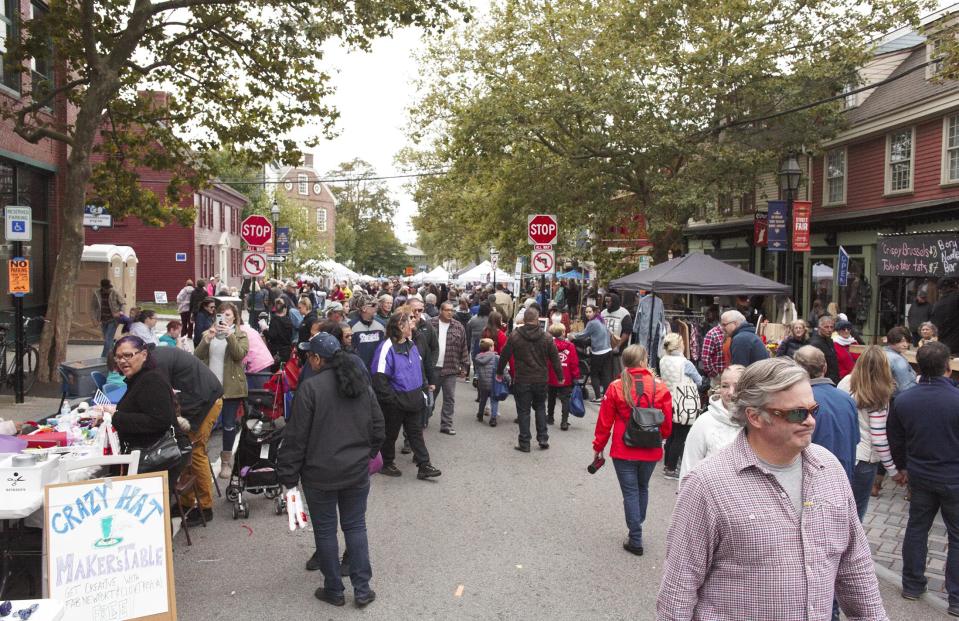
{"left": 219, "top": 398, "right": 241, "bottom": 453}
{"left": 100, "top": 320, "right": 117, "bottom": 358}
{"left": 851, "top": 460, "right": 878, "bottom": 522}
{"left": 513, "top": 383, "right": 548, "bottom": 447}
{"left": 477, "top": 387, "right": 498, "bottom": 419}
{"left": 612, "top": 459, "right": 657, "bottom": 548}
{"left": 902, "top": 477, "right": 959, "bottom": 605}
{"left": 303, "top": 484, "right": 373, "bottom": 599}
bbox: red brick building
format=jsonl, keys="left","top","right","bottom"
{"left": 265, "top": 154, "right": 337, "bottom": 255}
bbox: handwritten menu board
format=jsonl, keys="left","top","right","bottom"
{"left": 45, "top": 472, "right": 177, "bottom": 621}
{"left": 878, "top": 234, "right": 959, "bottom": 277}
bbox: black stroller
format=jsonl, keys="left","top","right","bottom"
{"left": 571, "top": 334, "right": 592, "bottom": 399}
{"left": 225, "top": 389, "right": 286, "bottom": 519}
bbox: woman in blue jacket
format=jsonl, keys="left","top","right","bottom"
{"left": 371, "top": 307, "right": 442, "bottom": 480}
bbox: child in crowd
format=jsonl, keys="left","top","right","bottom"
{"left": 473, "top": 338, "right": 499, "bottom": 427}
{"left": 159, "top": 320, "right": 182, "bottom": 347}
{"left": 547, "top": 322, "right": 580, "bottom": 430}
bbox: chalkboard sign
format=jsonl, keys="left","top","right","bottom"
{"left": 877, "top": 234, "right": 959, "bottom": 277}
{"left": 45, "top": 472, "right": 177, "bottom": 621}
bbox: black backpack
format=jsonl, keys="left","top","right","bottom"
{"left": 621, "top": 374, "right": 665, "bottom": 449}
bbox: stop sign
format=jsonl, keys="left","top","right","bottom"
{"left": 528, "top": 214, "right": 558, "bottom": 245}
{"left": 241, "top": 214, "right": 273, "bottom": 247}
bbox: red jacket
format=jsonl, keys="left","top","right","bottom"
{"left": 593, "top": 367, "right": 672, "bottom": 461}
{"left": 834, "top": 342, "right": 856, "bottom": 380}
{"left": 548, "top": 338, "right": 581, "bottom": 387}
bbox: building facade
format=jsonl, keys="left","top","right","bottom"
{"left": 265, "top": 154, "right": 337, "bottom": 255}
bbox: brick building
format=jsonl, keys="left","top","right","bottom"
{"left": 265, "top": 154, "right": 337, "bottom": 255}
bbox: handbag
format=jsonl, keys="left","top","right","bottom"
{"left": 570, "top": 382, "right": 586, "bottom": 418}
{"left": 131, "top": 425, "right": 192, "bottom": 473}
{"left": 670, "top": 377, "right": 702, "bottom": 426}
{"left": 621, "top": 374, "right": 665, "bottom": 449}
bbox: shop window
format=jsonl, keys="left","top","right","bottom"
{"left": 943, "top": 114, "right": 959, "bottom": 184}
{"left": 0, "top": 0, "right": 19, "bottom": 93}
{"left": 885, "top": 128, "right": 914, "bottom": 194}
{"left": 824, "top": 148, "right": 846, "bottom": 206}
{"left": 810, "top": 259, "right": 834, "bottom": 322}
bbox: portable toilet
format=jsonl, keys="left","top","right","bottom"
{"left": 71, "top": 245, "right": 137, "bottom": 343}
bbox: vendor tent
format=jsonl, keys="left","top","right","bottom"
{"left": 455, "top": 260, "right": 511, "bottom": 284}
{"left": 424, "top": 266, "right": 450, "bottom": 283}
{"left": 300, "top": 259, "right": 360, "bottom": 282}
{"left": 609, "top": 252, "right": 790, "bottom": 295}
{"left": 556, "top": 269, "right": 587, "bottom": 279}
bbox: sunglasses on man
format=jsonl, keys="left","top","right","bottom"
{"left": 761, "top": 404, "right": 820, "bottom": 424}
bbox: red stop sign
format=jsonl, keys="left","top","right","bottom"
{"left": 528, "top": 214, "right": 558, "bottom": 245}
{"left": 241, "top": 214, "right": 273, "bottom": 247}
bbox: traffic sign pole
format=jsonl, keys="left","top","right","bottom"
{"left": 13, "top": 241, "right": 23, "bottom": 403}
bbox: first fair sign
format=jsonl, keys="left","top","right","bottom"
{"left": 45, "top": 472, "right": 177, "bottom": 621}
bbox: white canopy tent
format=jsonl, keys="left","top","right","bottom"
{"left": 409, "top": 270, "right": 430, "bottom": 284}
{"left": 454, "top": 260, "right": 511, "bottom": 285}
{"left": 300, "top": 258, "right": 361, "bottom": 282}
{"left": 423, "top": 266, "right": 450, "bottom": 283}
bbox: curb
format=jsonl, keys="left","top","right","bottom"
{"left": 873, "top": 562, "right": 948, "bottom": 612}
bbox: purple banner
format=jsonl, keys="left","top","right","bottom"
{"left": 767, "top": 200, "right": 788, "bottom": 253}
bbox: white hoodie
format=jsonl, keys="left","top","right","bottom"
{"left": 679, "top": 394, "right": 744, "bottom": 484}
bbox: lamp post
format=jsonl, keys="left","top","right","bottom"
{"left": 271, "top": 197, "right": 281, "bottom": 279}
{"left": 778, "top": 153, "right": 803, "bottom": 304}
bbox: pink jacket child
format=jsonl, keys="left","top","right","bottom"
{"left": 548, "top": 337, "right": 581, "bottom": 387}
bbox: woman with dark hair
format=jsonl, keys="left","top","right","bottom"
{"left": 278, "top": 332, "right": 385, "bottom": 608}
{"left": 195, "top": 302, "right": 249, "bottom": 478}
{"left": 370, "top": 308, "right": 441, "bottom": 480}
{"left": 193, "top": 297, "right": 217, "bottom": 347}
{"left": 264, "top": 298, "right": 294, "bottom": 368}
{"left": 100, "top": 335, "right": 190, "bottom": 485}
{"left": 129, "top": 309, "right": 159, "bottom": 346}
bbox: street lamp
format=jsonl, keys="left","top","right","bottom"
{"left": 778, "top": 153, "right": 803, "bottom": 304}
{"left": 271, "top": 197, "right": 280, "bottom": 279}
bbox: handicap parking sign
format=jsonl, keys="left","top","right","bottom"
{"left": 4, "top": 206, "right": 31, "bottom": 241}
{"left": 11, "top": 221, "right": 25, "bottom": 233}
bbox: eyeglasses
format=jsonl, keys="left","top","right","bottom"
{"left": 115, "top": 350, "right": 144, "bottom": 361}
{"left": 412, "top": 309, "right": 423, "bottom": 314}
{"left": 762, "top": 403, "right": 819, "bottom": 424}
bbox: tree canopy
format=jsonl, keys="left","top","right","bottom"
{"left": 406, "top": 0, "right": 926, "bottom": 267}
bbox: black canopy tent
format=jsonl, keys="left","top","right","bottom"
{"left": 609, "top": 253, "right": 790, "bottom": 357}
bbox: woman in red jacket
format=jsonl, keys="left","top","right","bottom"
{"left": 592, "top": 344, "right": 672, "bottom": 556}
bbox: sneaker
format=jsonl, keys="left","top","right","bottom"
{"left": 589, "top": 397, "right": 603, "bottom": 404}
{"left": 539, "top": 442, "right": 550, "bottom": 450}
{"left": 622, "top": 540, "right": 644, "bottom": 556}
{"left": 514, "top": 445, "right": 531, "bottom": 453}
{"left": 380, "top": 463, "right": 402, "bottom": 477}
{"left": 489, "top": 417, "right": 497, "bottom": 427}
{"left": 355, "top": 590, "right": 376, "bottom": 608}
{"left": 901, "top": 589, "right": 926, "bottom": 601}
{"left": 306, "top": 551, "right": 322, "bottom": 571}
{"left": 417, "top": 463, "right": 442, "bottom": 479}
{"left": 663, "top": 469, "right": 679, "bottom": 480}
{"left": 440, "top": 428, "right": 456, "bottom": 435}
{"left": 561, "top": 422, "right": 570, "bottom": 431}
{"left": 476, "top": 412, "right": 484, "bottom": 422}
{"left": 314, "top": 588, "right": 345, "bottom": 607}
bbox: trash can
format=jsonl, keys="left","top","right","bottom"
{"left": 59, "top": 358, "right": 108, "bottom": 398}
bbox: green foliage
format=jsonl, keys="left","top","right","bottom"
{"left": 328, "top": 159, "right": 407, "bottom": 275}
{"left": 406, "top": 0, "right": 927, "bottom": 267}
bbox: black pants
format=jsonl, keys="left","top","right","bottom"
{"left": 590, "top": 351, "right": 613, "bottom": 398}
{"left": 382, "top": 404, "right": 430, "bottom": 467}
{"left": 547, "top": 385, "right": 573, "bottom": 424}
{"left": 514, "top": 382, "right": 548, "bottom": 447}
{"left": 663, "top": 423, "right": 691, "bottom": 471}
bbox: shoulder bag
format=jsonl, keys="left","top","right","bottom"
{"left": 621, "top": 374, "right": 665, "bottom": 449}
{"left": 130, "top": 425, "right": 192, "bottom": 473}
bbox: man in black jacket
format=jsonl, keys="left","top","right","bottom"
{"left": 153, "top": 346, "right": 224, "bottom": 524}
{"left": 496, "top": 308, "right": 563, "bottom": 452}
{"left": 408, "top": 297, "right": 439, "bottom": 427}
{"left": 807, "top": 315, "right": 840, "bottom": 383}
{"left": 932, "top": 278, "right": 959, "bottom": 354}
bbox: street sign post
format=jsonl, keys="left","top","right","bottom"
{"left": 4, "top": 206, "right": 31, "bottom": 241}
{"left": 7, "top": 255, "right": 28, "bottom": 404}
{"left": 531, "top": 249, "right": 555, "bottom": 274}
{"left": 527, "top": 214, "right": 558, "bottom": 246}
{"left": 242, "top": 251, "right": 268, "bottom": 278}
{"left": 240, "top": 214, "right": 273, "bottom": 247}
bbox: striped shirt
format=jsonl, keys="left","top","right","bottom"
{"left": 657, "top": 431, "right": 887, "bottom": 621}
{"left": 838, "top": 376, "right": 897, "bottom": 476}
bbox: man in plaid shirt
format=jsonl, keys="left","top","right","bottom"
{"left": 657, "top": 358, "right": 887, "bottom": 621}
{"left": 700, "top": 323, "right": 726, "bottom": 387}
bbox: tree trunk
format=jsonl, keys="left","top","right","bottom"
{"left": 36, "top": 119, "right": 98, "bottom": 382}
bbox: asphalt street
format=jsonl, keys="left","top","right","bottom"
{"left": 173, "top": 380, "right": 948, "bottom": 620}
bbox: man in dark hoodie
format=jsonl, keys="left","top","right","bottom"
{"left": 496, "top": 308, "right": 563, "bottom": 452}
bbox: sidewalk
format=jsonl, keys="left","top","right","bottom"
{"left": 865, "top": 475, "right": 950, "bottom": 605}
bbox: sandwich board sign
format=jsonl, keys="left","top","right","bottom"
{"left": 45, "top": 472, "right": 177, "bottom": 620}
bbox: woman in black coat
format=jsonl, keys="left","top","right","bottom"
{"left": 265, "top": 298, "right": 294, "bottom": 367}
{"left": 193, "top": 297, "right": 217, "bottom": 347}
{"left": 776, "top": 319, "right": 810, "bottom": 359}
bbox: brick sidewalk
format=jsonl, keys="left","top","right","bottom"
{"left": 864, "top": 475, "right": 949, "bottom": 601}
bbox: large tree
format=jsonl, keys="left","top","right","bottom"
{"left": 4, "top": 0, "right": 464, "bottom": 382}
{"left": 406, "top": 0, "right": 926, "bottom": 266}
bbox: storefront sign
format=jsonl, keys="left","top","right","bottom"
{"left": 753, "top": 211, "right": 768, "bottom": 247}
{"left": 838, "top": 246, "right": 849, "bottom": 287}
{"left": 766, "top": 200, "right": 788, "bottom": 252}
{"left": 877, "top": 234, "right": 959, "bottom": 277}
{"left": 45, "top": 472, "right": 177, "bottom": 621}
{"left": 791, "top": 200, "right": 811, "bottom": 252}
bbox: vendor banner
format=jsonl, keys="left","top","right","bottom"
{"left": 792, "top": 200, "right": 811, "bottom": 252}
{"left": 877, "top": 233, "right": 959, "bottom": 277}
{"left": 838, "top": 246, "right": 849, "bottom": 286}
{"left": 753, "top": 211, "right": 768, "bottom": 247}
{"left": 766, "top": 200, "right": 788, "bottom": 252}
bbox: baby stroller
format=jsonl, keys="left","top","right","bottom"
{"left": 225, "top": 389, "right": 286, "bottom": 519}
{"left": 571, "top": 334, "right": 592, "bottom": 399}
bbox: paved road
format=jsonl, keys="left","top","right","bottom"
{"left": 171, "top": 380, "right": 948, "bottom": 620}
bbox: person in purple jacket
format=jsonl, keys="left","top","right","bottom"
{"left": 371, "top": 308, "right": 442, "bottom": 480}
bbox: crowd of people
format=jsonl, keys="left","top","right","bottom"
{"left": 88, "top": 271, "right": 959, "bottom": 618}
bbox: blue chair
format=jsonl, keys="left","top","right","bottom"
{"left": 90, "top": 371, "right": 107, "bottom": 392}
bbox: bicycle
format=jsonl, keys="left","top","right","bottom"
{"left": 0, "top": 315, "right": 44, "bottom": 395}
